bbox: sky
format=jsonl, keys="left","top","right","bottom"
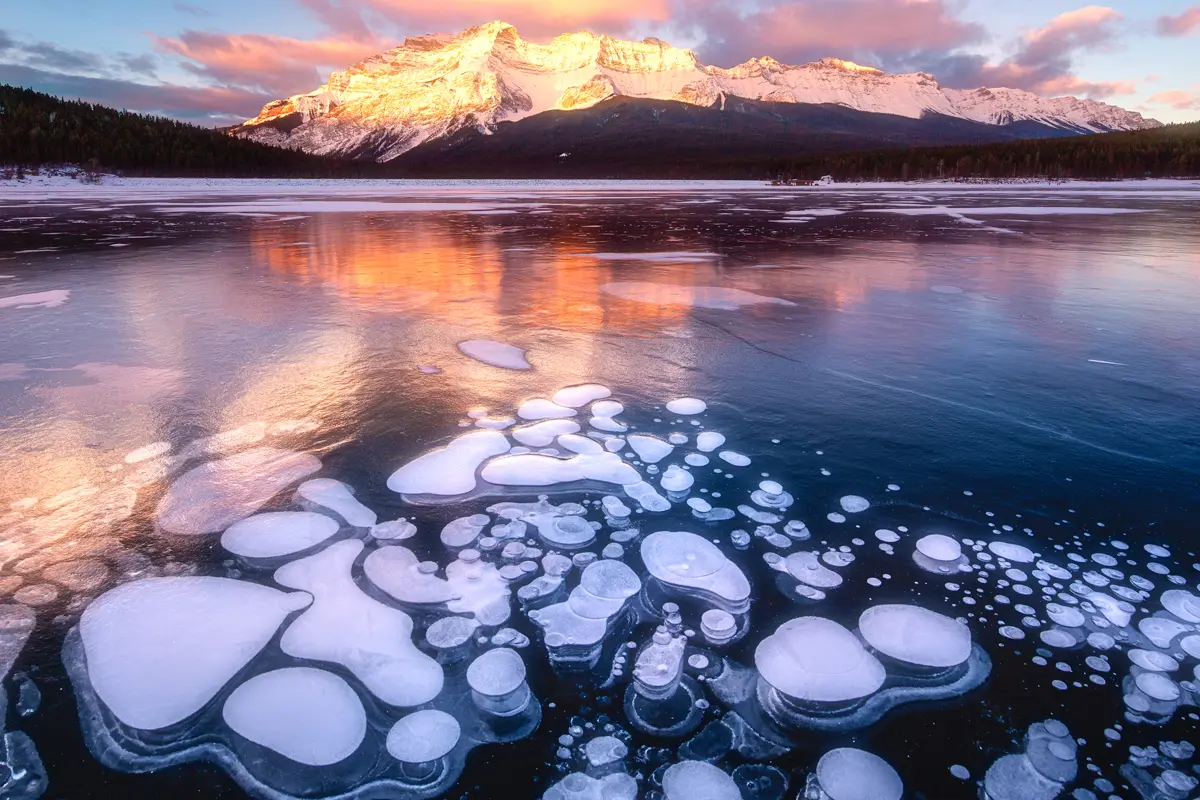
{"left": 1, "top": 0, "right": 1197, "bottom": 126}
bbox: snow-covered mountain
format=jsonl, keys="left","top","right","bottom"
{"left": 231, "top": 21, "right": 1160, "bottom": 162}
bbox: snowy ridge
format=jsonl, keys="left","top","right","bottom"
{"left": 231, "top": 22, "right": 1158, "bottom": 162}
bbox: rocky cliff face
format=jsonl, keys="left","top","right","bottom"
{"left": 231, "top": 21, "right": 1159, "bottom": 162}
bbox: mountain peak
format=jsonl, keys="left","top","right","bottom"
{"left": 232, "top": 22, "right": 1160, "bottom": 162}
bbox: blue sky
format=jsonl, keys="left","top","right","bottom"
{"left": 1, "top": 0, "right": 1197, "bottom": 125}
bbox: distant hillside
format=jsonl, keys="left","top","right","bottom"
{"left": 0, "top": 84, "right": 357, "bottom": 177}
{"left": 767, "top": 121, "right": 1200, "bottom": 182}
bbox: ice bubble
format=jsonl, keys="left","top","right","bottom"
{"left": 222, "top": 667, "right": 366, "bottom": 766}
{"left": 388, "top": 431, "right": 509, "bottom": 496}
{"left": 662, "top": 760, "right": 740, "bottom": 800}
{"left": 513, "top": 419, "right": 582, "bottom": 447}
{"left": 552, "top": 384, "right": 612, "bottom": 408}
{"left": 364, "top": 546, "right": 456, "bottom": 605}
{"left": 591, "top": 416, "right": 628, "bottom": 433}
{"left": 221, "top": 511, "right": 340, "bottom": 559}
{"left": 295, "top": 478, "right": 376, "bottom": 527}
{"left": 558, "top": 434, "right": 602, "bottom": 455}
{"left": 688, "top": 498, "right": 713, "bottom": 513}
{"left": 458, "top": 339, "right": 531, "bottom": 370}
{"left": 755, "top": 617, "right": 885, "bottom": 703}
{"left": 1161, "top": 589, "right": 1200, "bottom": 622}
{"left": 696, "top": 432, "right": 726, "bottom": 453}
{"left": 276, "top": 540, "right": 444, "bottom": 707}
{"left": 467, "top": 647, "right": 527, "bottom": 697}
{"left": 773, "top": 551, "right": 843, "bottom": 589}
{"left": 1145, "top": 543, "right": 1171, "bottom": 558}
{"left": 858, "top": 604, "right": 972, "bottom": 668}
{"left": 641, "top": 531, "right": 750, "bottom": 611}
{"left": 1179, "top": 634, "right": 1200, "bottom": 659}
{"left": 441, "top": 515, "right": 490, "bottom": 548}
{"left": 875, "top": 530, "right": 900, "bottom": 543}
{"left": 426, "top": 616, "right": 480, "bottom": 650}
{"left": 80, "top": 577, "right": 311, "bottom": 729}
{"left": 624, "top": 481, "right": 671, "bottom": 512}
{"left": 916, "top": 534, "right": 962, "bottom": 562}
{"left": 482, "top": 452, "right": 640, "bottom": 488}
{"left": 371, "top": 518, "right": 418, "bottom": 541}
{"left": 1138, "top": 616, "right": 1189, "bottom": 648}
{"left": 156, "top": 447, "right": 322, "bottom": 536}
{"left": 544, "top": 772, "right": 637, "bottom": 800}
{"left": 1045, "top": 604, "right": 1086, "bottom": 628}
{"left": 602, "top": 495, "right": 632, "bottom": 518}
{"left": 627, "top": 435, "right": 674, "bottom": 464}
{"left": 719, "top": 451, "right": 750, "bottom": 467}
{"left": 759, "top": 480, "right": 783, "bottom": 495}
{"left": 1134, "top": 672, "right": 1180, "bottom": 702}
{"left": 839, "top": 496, "right": 870, "bottom": 513}
{"left": 1038, "top": 629, "right": 1077, "bottom": 649}
{"left": 685, "top": 453, "right": 710, "bottom": 467}
{"left": 518, "top": 399, "right": 577, "bottom": 421}
{"left": 666, "top": 398, "right": 707, "bottom": 415}
{"left": 661, "top": 465, "right": 695, "bottom": 493}
{"left": 591, "top": 400, "right": 624, "bottom": 418}
{"left": 386, "top": 709, "right": 461, "bottom": 762}
{"left": 584, "top": 736, "right": 627, "bottom": 767}
{"left": 988, "top": 542, "right": 1036, "bottom": 563}
{"left": 701, "top": 609, "right": 737, "bottom": 644}
{"left": 816, "top": 748, "right": 903, "bottom": 800}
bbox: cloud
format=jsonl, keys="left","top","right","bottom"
{"left": 676, "top": 0, "right": 986, "bottom": 70}
{"left": 940, "top": 6, "right": 1134, "bottom": 97}
{"left": 154, "top": 30, "right": 388, "bottom": 96}
{"left": 355, "top": 0, "right": 671, "bottom": 38}
{"left": 1147, "top": 89, "right": 1200, "bottom": 110}
{"left": 0, "top": 63, "right": 272, "bottom": 124}
{"left": 173, "top": 1, "right": 214, "bottom": 15}
{"left": 1155, "top": 6, "right": 1200, "bottom": 36}
{"left": 0, "top": 29, "right": 15, "bottom": 54}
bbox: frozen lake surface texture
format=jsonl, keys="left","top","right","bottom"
{"left": 1, "top": 179, "right": 1199, "bottom": 800}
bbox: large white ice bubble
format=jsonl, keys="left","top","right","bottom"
{"left": 641, "top": 531, "right": 750, "bottom": 611}
{"left": 363, "top": 546, "right": 457, "bottom": 605}
{"left": 816, "top": 748, "right": 903, "bottom": 800}
{"left": 156, "top": 447, "right": 322, "bottom": 536}
{"left": 627, "top": 435, "right": 674, "bottom": 464}
{"left": 387, "top": 431, "right": 510, "bottom": 496}
{"left": 275, "top": 540, "right": 444, "bottom": 707}
{"left": 696, "top": 432, "right": 725, "bottom": 453}
{"left": 987, "top": 542, "right": 1036, "bottom": 563}
{"left": 552, "top": 384, "right": 612, "bottom": 408}
{"left": 512, "top": 420, "right": 582, "bottom": 447}
{"left": 481, "top": 452, "right": 640, "bottom": 487}
{"left": 662, "top": 761, "right": 740, "bottom": 800}
{"left": 221, "top": 511, "right": 340, "bottom": 559}
{"left": 858, "top": 604, "right": 972, "bottom": 668}
{"left": 665, "top": 398, "right": 707, "bottom": 416}
{"left": 222, "top": 667, "right": 366, "bottom": 766}
{"left": 466, "top": 647, "right": 527, "bottom": 697}
{"left": 755, "top": 617, "right": 886, "bottom": 703}
{"left": 79, "top": 577, "right": 312, "bottom": 730}
{"left": 916, "top": 534, "right": 962, "bottom": 562}
{"left": 518, "top": 399, "right": 578, "bottom": 421}
{"left": 458, "top": 340, "right": 531, "bottom": 370}
{"left": 386, "top": 709, "right": 461, "bottom": 763}
{"left": 295, "top": 478, "right": 376, "bottom": 527}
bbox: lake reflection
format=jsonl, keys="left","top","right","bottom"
{"left": 1, "top": 182, "right": 1199, "bottom": 800}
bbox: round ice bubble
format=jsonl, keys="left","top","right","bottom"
{"left": 221, "top": 511, "right": 340, "bottom": 559}
{"left": 665, "top": 398, "right": 707, "bottom": 416}
{"left": 858, "top": 604, "right": 972, "bottom": 668}
{"left": 662, "top": 761, "right": 739, "bottom": 800}
{"left": 755, "top": 616, "right": 885, "bottom": 703}
{"left": 839, "top": 496, "right": 870, "bottom": 513}
{"left": 987, "top": 541, "right": 1036, "bottom": 563}
{"left": 552, "top": 384, "right": 612, "bottom": 408}
{"left": 386, "top": 709, "right": 461, "bottom": 763}
{"left": 816, "top": 748, "right": 903, "bottom": 800}
{"left": 466, "top": 647, "right": 527, "bottom": 697}
{"left": 661, "top": 465, "right": 695, "bottom": 492}
{"left": 916, "top": 534, "right": 962, "bottom": 562}
{"left": 696, "top": 432, "right": 726, "bottom": 453}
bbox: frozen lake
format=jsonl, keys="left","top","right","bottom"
{"left": 1, "top": 180, "right": 1199, "bottom": 799}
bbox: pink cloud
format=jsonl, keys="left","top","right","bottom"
{"left": 1155, "top": 6, "right": 1200, "bottom": 36}
{"left": 154, "top": 31, "right": 389, "bottom": 96}
{"left": 1147, "top": 89, "right": 1200, "bottom": 109}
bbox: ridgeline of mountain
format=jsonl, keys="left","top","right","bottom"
{"left": 0, "top": 84, "right": 355, "bottom": 177}
{"left": 230, "top": 21, "right": 1161, "bottom": 163}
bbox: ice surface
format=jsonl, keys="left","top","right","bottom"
{"left": 662, "top": 761, "right": 740, "bottom": 800}
{"left": 275, "top": 540, "right": 444, "bottom": 707}
{"left": 79, "top": 577, "right": 311, "bottom": 729}
{"left": 466, "top": 647, "right": 527, "bottom": 696}
{"left": 873, "top": 206, "right": 1151, "bottom": 216}
{"left": 482, "top": 452, "right": 640, "bottom": 487}
{"left": 221, "top": 511, "right": 340, "bottom": 558}
{"left": 627, "top": 434, "right": 674, "bottom": 464}
{"left": 601, "top": 282, "right": 795, "bottom": 310}
{"left": 124, "top": 442, "right": 170, "bottom": 464}
{"left": 518, "top": 399, "right": 578, "bottom": 421}
{"left": 552, "top": 384, "right": 612, "bottom": 408}
{"left": 755, "top": 617, "right": 886, "bottom": 703}
{"left": 295, "top": 478, "right": 376, "bottom": 527}
{"left": 513, "top": 419, "right": 582, "bottom": 447}
{"left": 666, "top": 398, "right": 707, "bottom": 415}
{"left": 388, "top": 431, "right": 510, "bottom": 496}
{"left": 696, "top": 432, "right": 726, "bottom": 452}
{"left": 816, "top": 748, "right": 903, "bottom": 800}
{"left": 0, "top": 604, "right": 37, "bottom": 682}
{"left": 156, "top": 447, "right": 322, "bottom": 535}
{"left": 457, "top": 339, "right": 532, "bottom": 369}
{"left": 386, "top": 709, "right": 461, "bottom": 763}
{"left": 858, "top": 605, "right": 972, "bottom": 668}
{"left": 222, "top": 667, "right": 366, "bottom": 766}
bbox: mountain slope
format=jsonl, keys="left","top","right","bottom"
{"left": 231, "top": 21, "right": 1160, "bottom": 163}
{"left": 386, "top": 96, "right": 1084, "bottom": 178}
